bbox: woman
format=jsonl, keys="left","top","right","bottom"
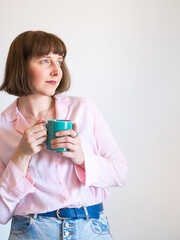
{"left": 0, "top": 30, "right": 128, "bottom": 240}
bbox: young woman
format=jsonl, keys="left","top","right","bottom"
{"left": 0, "top": 30, "right": 128, "bottom": 240}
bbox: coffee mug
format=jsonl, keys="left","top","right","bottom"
{"left": 46, "top": 120, "right": 73, "bottom": 151}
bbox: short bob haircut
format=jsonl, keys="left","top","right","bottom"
{"left": 0, "top": 30, "right": 71, "bottom": 96}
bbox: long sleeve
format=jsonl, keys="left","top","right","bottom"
{"left": 0, "top": 160, "right": 35, "bottom": 224}
{"left": 75, "top": 100, "right": 128, "bottom": 188}
{"left": 0, "top": 95, "right": 127, "bottom": 219}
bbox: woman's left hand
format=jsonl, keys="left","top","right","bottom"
{"left": 51, "top": 123, "right": 85, "bottom": 168}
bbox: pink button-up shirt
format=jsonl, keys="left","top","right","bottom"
{"left": 0, "top": 94, "right": 128, "bottom": 224}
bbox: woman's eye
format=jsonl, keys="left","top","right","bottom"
{"left": 57, "top": 61, "right": 62, "bottom": 65}
{"left": 41, "top": 60, "right": 48, "bottom": 64}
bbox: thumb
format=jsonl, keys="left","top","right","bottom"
{"left": 73, "top": 122, "right": 78, "bottom": 132}
{"left": 33, "top": 117, "right": 46, "bottom": 126}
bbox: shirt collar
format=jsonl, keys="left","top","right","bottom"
{"left": 2, "top": 95, "right": 69, "bottom": 134}
{"left": 53, "top": 94, "right": 69, "bottom": 120}
{"left": 2, "top": 98, "right": 18, "bottom": 122}
{"left": 3, "top": 98, "right": 29, "bottom": 134}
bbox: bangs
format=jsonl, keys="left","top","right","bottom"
{"left": 0, "top": 30, "right": 71, "bottom": 96}
{"left": 24, "top": 31, "right": 66, "bottom": 60}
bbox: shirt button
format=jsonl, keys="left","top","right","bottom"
{"left": 64, "top": 231, "right": 69, "bottom": 236}
{"left": 64, "top": 222, "right": 69, "bottom": 228}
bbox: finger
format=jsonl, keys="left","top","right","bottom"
{"left": 27, "top": 124, "right": 47, "bottom": 135}
{"left": 36, "top": 136, "right": 47, "bottom": 146}
{"left": 73, "top": 122, "right": 78, "bottom": 132}
{"left": 29, "top": 118, "right": 46, "bottom": 134}
{"left": 55, "top": 129, "right": 77, "bottom": 138}
{"left": 73, "top": 123, "right": 78, "bottom": 138}
{"left": 32, "top": 144, "right": 44, "bottom": 154}
{"left": 33, "top": 117, "right": 46, "bottom": 127}
{"left": 57, "top": 151, "right": 74, "bottom": 159}
{"left": 33, "top": 129, "right": 47, "bottom": 140}
{"left": 51, "top": 142, "right": 75, "bottom": 151}
{"left": 35, "top": 129, "right": 47, "bottom": 140}
{"left": 51, "top": 136, "right": 76, "bottom": 145}
{"left": 30, "top": 134, "right": 47, "bottom": 148}
{"left": 25, "top": 127, "right": 47, "bottom": 143}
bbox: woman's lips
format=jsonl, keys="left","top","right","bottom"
{"left": 45, "top": 81, "right": 57, "bottom": 86}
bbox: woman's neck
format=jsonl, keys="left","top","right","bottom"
{"left": 17, "top": 95, "right": 53, "bottom": 121}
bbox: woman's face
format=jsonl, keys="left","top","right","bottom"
{"left": 27, "top": 52, "right": 63, "bottom": 96}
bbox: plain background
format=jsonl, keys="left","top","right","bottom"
{"left": 0, "top": 0, "right": 180, "bottom": 239}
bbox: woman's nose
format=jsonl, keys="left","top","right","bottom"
{"left": 50, "top": 65, "right": 61, "bottom": 77}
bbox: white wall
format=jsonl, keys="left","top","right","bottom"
{"left": 0, "top": 0, "right": 180, "bottom": 239}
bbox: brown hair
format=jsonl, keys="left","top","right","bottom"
{"left": 0, "top": 30, "right": 71, "bottom": 96}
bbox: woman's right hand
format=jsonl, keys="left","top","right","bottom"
{"left": 11, "top": 118, "right": 47, "bottom": 175}
{"left": 17, "top": 118, "right": 47, "bottom": 157}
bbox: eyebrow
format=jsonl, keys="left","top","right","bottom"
{"left": 38, "top": 55, "right": 63, "bottom": 60}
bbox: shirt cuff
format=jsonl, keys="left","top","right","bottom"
{"left": 1, "top": 160, "right": 36, "bottom": 200}
{"left": 74, "top": 164, "right": 86, "bottom": 183}
{"left": 74, "top": 152, "right": 99, "bottom": 187}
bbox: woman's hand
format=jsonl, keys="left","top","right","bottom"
{"left": 51, "top": 123, "right": 85, "bottom": 168}
{"left": 11, "top": 118, "right": 47, "bottom": 175}
{"left": 17, "top": 118, "right": 47, "bottom": 157}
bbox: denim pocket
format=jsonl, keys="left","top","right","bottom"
{"left": 89, "top": 213, "right": 111, "bottom": 235}
{"left": 10, "top": 215, "right": 32, "bottom": 234}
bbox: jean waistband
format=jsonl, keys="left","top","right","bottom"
{"left": 37, "top": 203, "right": 103, "bottom": 220}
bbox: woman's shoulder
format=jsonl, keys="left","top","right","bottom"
{"left": 54, "top": 94, "right": 96, "bottom": 108}
{"left": 0, "top": 99, "right": 18, "bottom": 123}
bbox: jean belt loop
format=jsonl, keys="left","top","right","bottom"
{"left": 32, "top": 214, "right": 37, "bottom": 219}
{"left": 83, "top": 206, "right": 89, "bottom": 221}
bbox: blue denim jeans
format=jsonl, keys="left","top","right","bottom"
{"left": 8, "top": 212, "right": 113, "bottom": 240}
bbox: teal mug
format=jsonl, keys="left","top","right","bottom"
{"left": 46, "top": 120, "right": 73, "bottom": 151}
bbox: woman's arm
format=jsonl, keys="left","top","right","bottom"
{"left": 0, "top": 118, "right": 47, "bottom": 224}
{"left": 74, "top": 99, "right": 128, "bottom": 188}
{"left": 0, "top": 159, "right": 36, "bottom": 224}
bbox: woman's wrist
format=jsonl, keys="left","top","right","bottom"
{"left": 11, "top": 147, "right": 31, "bottom": 176}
